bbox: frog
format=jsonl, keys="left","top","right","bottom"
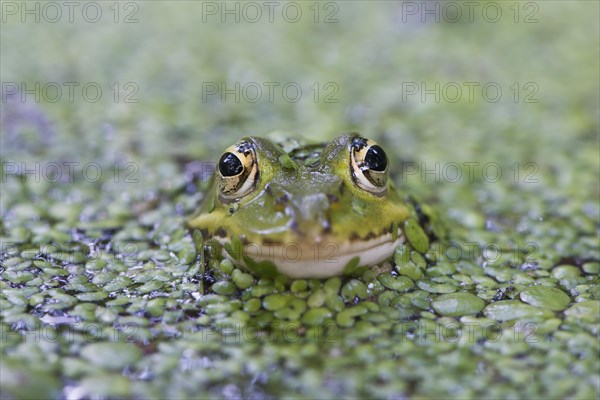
{"left": 188, "top": 133, "right": 435, "bottom": 279}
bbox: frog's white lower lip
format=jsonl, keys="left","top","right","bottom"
{"left": 217, "top": 231, "right": 405, "bottom": 279}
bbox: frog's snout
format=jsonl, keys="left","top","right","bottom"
{"left": 266, "top": 183, "right": 337, "bottom": 238}
{"left": 289, "top": 192, "right": 332, "bottom": 235}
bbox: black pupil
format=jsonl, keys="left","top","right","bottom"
{"left": 364, "top": 145, "right": 387, "bottom": 171}
{"left": 219, "top": 152, "right": 243, "bottom": 176}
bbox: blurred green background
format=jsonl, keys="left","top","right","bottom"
{"left": 1, "top": 1, "right": 599, "bottom": 398}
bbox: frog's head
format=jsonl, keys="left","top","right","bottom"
{"left": 189, "top": 134, "right": 411, "bottom": 278}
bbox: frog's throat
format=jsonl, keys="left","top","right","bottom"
{"left": 216, "top": 230, "right": 405, "bottom": 279}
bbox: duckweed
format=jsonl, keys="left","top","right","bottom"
{"left": 290, "top": 279, "right": 308, "bottom": 292}
{"left": 307, "top": 289, "right": 328, "bottom": 308}
{"left": 2, "top": 4, "right": 598, "bottom": 399}
{"left": 582, "top": 262, "right": 599, "bottom": 275}
{"left": 431, "top": 292, "right": 485, "bottom": 316}
{"left": 519, "top": 286, "right": 571, "bottom": 311}
{"left": 211, "top": 281, "right": 236, "bottom": 296}
{"left": 231, "top": 269, "right": 254, "bottom": 289}
{"left": 416, "top": 280, "right": 458, "bottom": 294}
{"left": 75, "top": 292, "right": 108, "bottom": 302}
{"left": 378, "top": 274, "right": 415, "bottom": 292}
{"left": 323, "top": 277, "right": 342, "bottom": 294}
{"left": 242, "top": 298, "right": 262, "bottom": 313}
{"left": 341, "top": 279, "right": 369, "bottom": 302}
{"left": 337, "top": 304, "right": 369, "bottom": 325}
{"left": 564, "top": 301, "right": 600, "bottom": 323}
{"left": 262, "top": 294, "right": 292, "bottom": 311}
{"left": 301, "top": 308, "right": 333, "bottom": 325}
{"left": 394, "top": 244, "right": 411, "bottom": 264}
{"left": 484, "top": 300, "right": 554, "bottom": 321}
{"left": 218, "top": 259, "right": 235, "bottom": 275}
{"left": 324, "top": 293, "right": 345, "bottom": 312}
{"left": 396, "top": 262, "right": 423, "bottom": 280}
{"left": 205, "top": 300, "right": 242, "bottom": 315}
{"left": 274, "top": 298, "right": 307, "bottom": 320}
{"left": 81, "top": 343, "right": 143, "bottom": 370}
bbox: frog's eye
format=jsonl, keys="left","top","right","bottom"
{"left": 350, "top": 137, "right": 388, "bottom": 195}
{"left": 219, "top": 153, "right": 243, "bottom": 176}
{"left": 217, "top": 140, "right": 259, "bottom": 200}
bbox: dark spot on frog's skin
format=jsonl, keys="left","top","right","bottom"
{"left": 352, "top": 137, "right": 368, "bottom": 151}
{"left": 408, "top": 196, "right": 429, "bottom": 226}
{"left": 327, "top": 193, "right": 339, "bottom": 203}
{"left": 229, "top": 207, "right": 235, "bottom": 214}
{"left": 339, "top": 181, "right": 346, "bottom": 194}
{"left": 262, "top": 238, "right": 283, "bottom": 246}
{"left": 349, "top": 230, "right": 382, "bottom": 242}
{"left": 236, "top": 141, "right": 253, "bottom": 157}
{"left": 276, "top": 194, "right": 289, "bottom": 204}
{"left": 215, "top": 227, "right": 227, "bottom": 237}
{"left": 290, "top": 220, "right": 299, "bottom": 233}
{"left": 407, "top": 196, "right": 439, "bottom": 242}
{"left": 265, "top": 183, "right": 273, "bottom": 195}
{"left": 363, "top": 232, "right": 376, "bottom": 241}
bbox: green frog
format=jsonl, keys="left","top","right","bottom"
{"left": 189, "top": 133, "right": 434, "bottom": 279}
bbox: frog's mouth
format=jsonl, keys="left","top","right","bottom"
{"left": 217, "top": 229, "right": 405, "bottom": 279}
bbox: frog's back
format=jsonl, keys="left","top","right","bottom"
{"left": 264, "top": 132, "right": 329, "bottom": 166}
